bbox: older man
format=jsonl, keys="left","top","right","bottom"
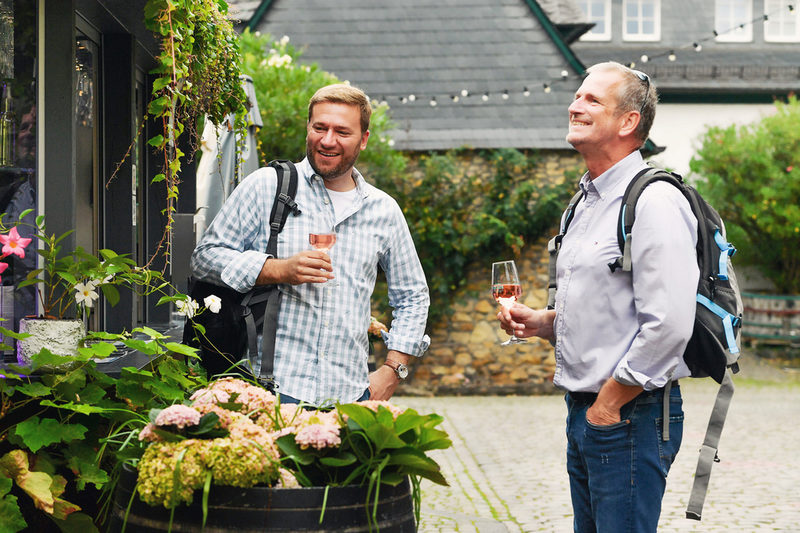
{"left": 499, "top": 62, "right": 698, "bottom": 532}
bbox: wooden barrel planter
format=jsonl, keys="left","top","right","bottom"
{"left": 108, "top": 465, "right": 416, "bottom": 532}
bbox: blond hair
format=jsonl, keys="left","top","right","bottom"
{"left": 308, "top": 84, "right": 372, "bottom": 133}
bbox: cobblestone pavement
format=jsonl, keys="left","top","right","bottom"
{"left": 399, "top": 370, "right": 800, "bottom": 532}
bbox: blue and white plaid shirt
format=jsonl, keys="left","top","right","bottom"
{"left": 191, "top": 158, "right": 430, "bottom": 404}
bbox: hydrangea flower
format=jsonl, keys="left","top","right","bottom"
{"left": 155, "top": 404, "right": 201, "bottom": 429}
{"left": 294, "top": 423, "right": 342, "bottom": 450}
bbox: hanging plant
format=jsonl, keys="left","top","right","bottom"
{"left": 141, "top": 0, "right": 248, "bottom": 264}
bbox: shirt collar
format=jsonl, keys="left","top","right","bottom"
{"left": 579, "top": 151, "right": 645, "bottom": 200}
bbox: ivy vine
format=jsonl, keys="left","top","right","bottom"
{"left": 141, "top": 0, "right": 248, "bottom": 264}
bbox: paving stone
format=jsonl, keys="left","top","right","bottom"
{"left": 400, "top": 377, "right": 800, "bottom": 532}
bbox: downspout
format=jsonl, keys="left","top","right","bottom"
{"left": 247, "top": 0, "right": 275, "bottom": 32}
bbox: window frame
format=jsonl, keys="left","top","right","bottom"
{"left": 622, "top": 0, "right": 661, "bottom": 42}
{"left": 577, "top": 0, "right": 612, "bottom": 42}
{"left": 764, "top": 0, "right": 800, "bottom": 42}
{"left": 715, "top": 0, "right": 754, "bottom": 43}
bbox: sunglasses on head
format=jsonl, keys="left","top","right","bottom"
{"left": 632, "top": 69, "right": 650, "bottom": 116}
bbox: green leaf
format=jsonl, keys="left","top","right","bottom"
{"left": 29, "top": 349, "right": 75, "bottom": 370}
{"left": 50, "top": 511, "right": 99, "bottom": 533}
{"left": 14, "top": 382, "right": 53, "bottom": 397}
{"left": 66, "top": 456, "right": 109, "bottom": 491}
{"left": 38, "top": 401, "right": 106, "bottom": 416}
{"left": 319, "top": 453, "right": 357, "bottom": 467}
{"left": 164, "top": 342, "right": 198, "bottom": 357}
{"left": 0, "top": 491, "right": 27, "bottom": 533}
{"left": 13, "top": 418, "right": 88, "bottom": 453}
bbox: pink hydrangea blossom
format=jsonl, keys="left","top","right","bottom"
{"left": 155, "top": 404, "right": 202, "bottom": 429}
{"left": 138, "top": 423, "right": 160, "bottom": 442}
{"left": 237, "top": 385, "right": 277, "bottom": 413}
{"left": 208, "top": 377, "right": 250, "bottom": 396}
{"left": 294, "top": 423, "right": 342, "bottom": 450}
{"left": 190, "top": 387, "right": 230, "bottom": 405}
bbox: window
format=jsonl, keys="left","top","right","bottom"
{"left": 764, "top": 0, "right": 800, "bottom": 42}
{"left": 623, "top": 0, "right": 661, "bottom": 41}
{"left": 715, "top": 0, "right": 753, "bottom": 42}
{"left": 577, "top": 0, "right": 612, "bottom": 41}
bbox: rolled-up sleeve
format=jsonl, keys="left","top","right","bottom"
{"left": 190, "top": 168, "right": 273, "bottom": 293}
{"left": 379, "top": 205, "right": 431, "bottom": 357}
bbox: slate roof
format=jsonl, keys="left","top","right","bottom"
{"left": 571, "top": 1, "right": 800, "bottom": 97}
{"left": 231, "top": 0, "right": 587, "bottom": 151}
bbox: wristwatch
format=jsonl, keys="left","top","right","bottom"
{"left": 383, "top": 359, "right": 409, "bottom": 380}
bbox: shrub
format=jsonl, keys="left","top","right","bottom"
{"left": 689, "top": 96, "right": 800, "bottom": 293}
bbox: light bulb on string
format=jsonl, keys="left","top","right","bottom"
{"left": 543, "top": 83, "right": 551, "bottom": 94}
{"left": 502, "top": 90, "right": 509, "bottom": 100}
{"left": 640, "top": 54, "right": 649, "bottom": 63}
{"left": 523, "top": 86, "right": 530, "bottom": 97}
{"left": 461, "top": 89, "right": 469, "bottom": 97}
{"left": 560, "top": 70, "right": 569, "bottom": 80}
{"left": 408, "top": 94, "right": 416, "bottom": 102}
{"left": 400, "top": 96, "right": 407, "bottom": 104}
{"left": 429, "top": 96, "right": 437, "bottom": 107}
{"left": 668, "top": 50, "right": 676, "bottom": 61}
{"left": 481, "top": 92, "right": 489, "bottom": 101}
{"left": 693, "top": 42, "right": 702, "bottom": 52}
{"left": 451, "top": 94, "right": 460, "bottom": 103}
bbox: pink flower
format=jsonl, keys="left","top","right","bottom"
{"left": 0, "top": 261, "right": 7, "bottom": 283}
{"left": 0, "top": 227, "right": 32, "bottom": 259}
{"left": 155, "top": 404, "right": 202, "bottom": 429}
{"left": 138, "top": 423, "right": 160, "bottom": 442}
{"left": 190, "top": 387, "right": 230, "bottom": 405}
{"left": 294, "top": 423, "right": 342, "bottom": 450}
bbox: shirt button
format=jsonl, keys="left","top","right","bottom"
{"left": 324, "top": 199, "right": 330, "bottom": 205}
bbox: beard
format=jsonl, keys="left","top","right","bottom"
{"left": 306, "top": 139, "right": 362, "bottom": 181}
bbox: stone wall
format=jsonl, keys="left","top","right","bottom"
{"left": 375, "top": 149, "right": 586, "bottom": 396}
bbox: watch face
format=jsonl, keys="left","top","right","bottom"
{"left": 397, "top": 364, "right": 409, "bottom": 379}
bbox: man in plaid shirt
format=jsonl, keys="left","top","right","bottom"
{"left": 191, "top": 84, "right": 430, "bottom": 406}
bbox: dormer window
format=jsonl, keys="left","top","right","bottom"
{"left": 622, "top": 0, "right": 661, "bottom": 41}
{"left": 715, "top": 0, "right": 753, "bottom": 42}
{"left": 577, "top": 0, "right": 612, "bottom": 41}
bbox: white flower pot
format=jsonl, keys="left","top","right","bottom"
{"left": 16, "top": 318, "right": 86, "bottom": 370}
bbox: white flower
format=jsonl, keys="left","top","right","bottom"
{"left": 279, "top": 35, "right": 290, "bottom": 46}
{"left": 176, "top": 298, "right": 199, "bottom": 319}
{"left": 203, "top": 294, "right": 222, "bottom": 314}
{"left": 74, "top": 281, "right": 99, "bottom": 308}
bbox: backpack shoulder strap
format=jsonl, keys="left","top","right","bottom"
{"left": 265, "top": 159, "right": 301, "bottom": 258}
{"left": 608, "top": 167, "right": 685, "bottom": 273}
{"left": 546, "top": 188, "right": 585, "bottom": 309}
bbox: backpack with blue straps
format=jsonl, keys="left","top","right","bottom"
{"left": 547, "top": 166, "right": 744, "bottom": 521}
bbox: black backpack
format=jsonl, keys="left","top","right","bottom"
{"left": 547, "top": 167, "right": 744, "bottom": 521}
{"left": 183, "top": 160, "right": 301, "bottom": 390}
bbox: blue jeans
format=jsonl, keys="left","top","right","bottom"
{"left": 565, "top": 384, "right": 684, "bottom": 533}
{"left": 278, "top": 388, "right": 370, "bottom": 405}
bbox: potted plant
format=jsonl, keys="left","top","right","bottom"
{"left": 110, "top": 377, "right": 452, "bottom": 532}
{"left": 0, "top": 211, "right": 172, "bottom": 368}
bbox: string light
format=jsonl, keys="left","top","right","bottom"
{"left": 367, "top": 3, "right": 795, "bottom": 109}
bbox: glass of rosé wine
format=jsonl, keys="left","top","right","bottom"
{"left": 309, "top": 225, "right": 337, "bottom": 284}
{"left": 491, "top": 260, "right": 526, "bottom": 345}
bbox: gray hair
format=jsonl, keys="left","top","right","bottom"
{"left": 586, "top": 61, "right": 657, "bottom": 146}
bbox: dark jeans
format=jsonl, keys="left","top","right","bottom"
{"left": 565, "top": 384, "right": 684, "bottom": 533}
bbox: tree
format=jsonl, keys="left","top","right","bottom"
{"left": 689, "top": 96, "right": 800, "bottom": 294}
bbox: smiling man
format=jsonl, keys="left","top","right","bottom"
{"left": 191, "top": 84, "right": 430, "bottom": 406}
{"left": 498, "top": 62, "right": 698, "bottom": 532}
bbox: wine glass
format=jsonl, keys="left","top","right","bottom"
{"left": 309, "top": 225, "right": 337, "bottom": 284}
{"left": 491, "top": 260, "right": 526, "bottom": 345}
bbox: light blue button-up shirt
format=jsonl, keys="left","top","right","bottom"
{"left": 191, "top": 158, "right": 430, "bottom": 404}
{"left": 553, "top": 151, "right": 698, "bottom": 392}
